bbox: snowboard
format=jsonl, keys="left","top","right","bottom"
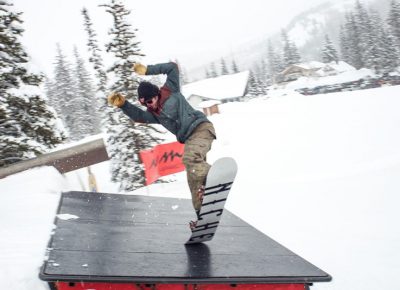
{"left": 186, "top": 157, "right": 238, "bottom": 244}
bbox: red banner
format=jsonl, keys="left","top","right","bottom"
{"left": 139, "top": 141, "right": 185, "bottom": 185}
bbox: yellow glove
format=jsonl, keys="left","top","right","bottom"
{"left": 133, "top": 63, "right": 147, "bottom": 75}
{"left": 107, "top": 92, "right": 126, "bottom": 107}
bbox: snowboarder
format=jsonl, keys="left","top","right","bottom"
{"left": 108, "top": 62, "right": 216, "bottom": 223}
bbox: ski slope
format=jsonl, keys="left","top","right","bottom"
{"left": 1, "top": 85, "right": 400, "bottom": 290}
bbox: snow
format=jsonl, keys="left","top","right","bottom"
{"left": 295, "top": 61, "right": 326, "bottom": 70}
{"left": 7, "top": 84, "right": 43, "bottom": 99}
{"left": 182, "top": 71, "right": 249, "bottom": 101}
{"left": 56, "top": 214, "right": 79, "bottom": 220}
{"left": 198, "top": 100, "right": 221, "bottom": 108}
{"left": 326, "top": 61, "right": 355, "bottom": 73}
{"left": 1, "top": 83, "right": 400, "bottom": 290}
{"left": 284, "top": 67, "right": 376, "bottom": 90}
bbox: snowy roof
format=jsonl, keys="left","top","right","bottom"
{"left": 324, "top": 61, "right": 355, "bottom": 73}
{"left": 284, "top": 67, "right": 375, "bottom": 90}
{"left": 198, "top": 100, "right": 222, "bottom": 108}
{"left": 282, "top": 61, "right": 355, "bottom": 73}
{"left": 280, "top": 61, "right": 356, "bottom": 78}
{"left": 295, "top": 61, "right": 326, "bottom": 70}
{"left": 182, "top": 71, "right": 249, "bottom": 101}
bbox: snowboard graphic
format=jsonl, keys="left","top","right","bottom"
{"left": 186, "top": 157, "right": 238, "bottom": 244}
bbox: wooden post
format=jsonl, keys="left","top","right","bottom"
{"left": 0, "top": 138, "right": 109, "bottom": 179}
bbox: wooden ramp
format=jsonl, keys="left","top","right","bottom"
{"left": 39, "top": 191, "right": 331, "bottom": 289}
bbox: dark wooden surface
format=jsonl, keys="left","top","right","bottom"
{"left": 40, "top": 191, "right": 332, "bottom": 284}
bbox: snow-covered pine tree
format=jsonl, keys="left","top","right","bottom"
{"left": 339, "top": 24, "right": 351, "bottom": 65}
{"left": 321, "top": 34, "right": 339, "bottom": 63}
{"left": 175, "top": 59, "right": 189, "bottom": 86}
{"left": 101, "top": 0, "right": 164, "bottom": 191}
{"left": 387, "top": 0, "right": 400, "bottom": 45}
{"left": 382, "top": 30, "right": 400, "bottom": 72}
{"left": 209, "top": 62, "right": 218, "bottom": 78}
{"left": 82, "top": 7, "right": 108, "bottom": 114}
{"left": 247, "top": 62, "right": 268, "bottom": 97}
{"left": 205, "top": 68, "right": 211, "bottom": 78}
{"left": 0, "top": 0, "right": 65, "bottom": 167}
{"left": 267, "top": 39, "right": 283, "bottom": 78}
{"left": 342, "top": 12, "right": 364, "bottom": 69}
{"left": 354, "top": 1, "right": 379, "bottom": 70}
{"left": 72, "top": 46, "right": 101, "bottom": 137}
{"left": 220, "top": 58, "right": 229, "bottom": 75}
{"left": 281, "top": 29, "right": 301, "bottom": 67}
{"left": 51, "top": 44, "right": 76, "bottom": 139}
{"left": 0, "top": 88, "right": 29, "bottom": 167}
{"left": 256, "top": 60, "right": 269, "bottom": 94}
{"left": 44, "top": 77, "right": 58, "bottom": 111}
{"left": 181, "top": 67, "right": 190, "bottom": 84}
{"left": 231, "top": 59, "right": 240, "bottom": 73}
{"left": 0, "top": 1, "right": 30, "bottom": 166}
{"left": 246, "top": 70, "right": 259, "bottom": 97}
{"left": 365, "top": 11, "right": 396, "bottom": 73}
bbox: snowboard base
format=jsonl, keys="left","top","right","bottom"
{"left": 186, "top": 157, "right": 238, "bottom": 244}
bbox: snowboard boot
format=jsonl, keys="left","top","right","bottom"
{"left": 189, "top": 220, "right": 197, "bottom": 230}
{"left": 197, "top": 184, "right": 205, "bottom": 204}
{"left": 189, "top": 209, "right": 201, "bottom": 231}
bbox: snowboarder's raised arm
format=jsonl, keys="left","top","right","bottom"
{"left": 108, "top": 92, "right": 159, "bottom": 124}
{"left": 134, "top": 62, "right": 180, "bottom": 93}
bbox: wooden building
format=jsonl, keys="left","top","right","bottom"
{"left": 183, "top": 71, "right": 249, "bottom": 110}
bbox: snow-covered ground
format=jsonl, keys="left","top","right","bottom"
{"left": 1, "top": 85, "right": 400, "bottom": 290}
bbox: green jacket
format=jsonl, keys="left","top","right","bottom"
{"left": 120, "top": 62, "right": 209, "bottom": 143}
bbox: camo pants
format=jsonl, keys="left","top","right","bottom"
{"left": 183, "top": 122, "right": 216, "bottom": 211}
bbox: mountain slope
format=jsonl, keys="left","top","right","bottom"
{"left": 188, "top": 0, "right": 392, "bottom": 80}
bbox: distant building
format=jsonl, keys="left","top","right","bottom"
{"left": 198, "top": 100, "right": 221, "bottom": 116}
{"left": 276, "top": 61, "right": 355, "bottom": 84}
{"left": 182, "top": 71, "right": 249, "bottom": 109}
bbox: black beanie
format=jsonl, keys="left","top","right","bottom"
{"left": 137, "top": 81, "right": 160, "bottom": 100}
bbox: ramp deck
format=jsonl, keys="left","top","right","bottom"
{"left": 40, "top": 191, "right": 331, "bottom": 286}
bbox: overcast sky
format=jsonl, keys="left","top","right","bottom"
{"left": 13, "top": 0, "right": 331, "bottom": 77}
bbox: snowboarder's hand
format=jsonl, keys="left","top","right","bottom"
{"left": 108, "top": 92, "right": 125, "bottom": 107}
{"left": 133, "top": 63, "right": 147, "bottom": 75}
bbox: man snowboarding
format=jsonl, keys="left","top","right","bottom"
{"left": 108, "top": 62, "right": 216, "bottom": 227}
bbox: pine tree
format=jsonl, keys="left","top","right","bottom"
{"left": 281, "top": 29, "right": 301, "bottom": 67}
{"left": 246, "top": 70, "right": 259, "bottom": 97}
{"left": 0, "top": 1, "right": 65, "bottom": 167}
{"left": 321, "top": 34, "right": 339, "bottom": 63}
{"left": 355, "top": 1, "right": 377, "bottom": 69}
{"left": 382, "top": 31, "right": 400, "bottom": 71}
{"left": 231, "top": 59, "right": 240, "bottom": 73}
{"left": 339, "top": 1, "right": 398, "bottom": 72}
{"left": 387, "top": 0, "right": 400, "bottom": 45}
{"left": 44, "top": 77, "right": 58, "bottom": 111}
{"left": 220, "top": 58, "right": 229, "bottom": 75}
{"left": 51, "top": 44, "right": 76, "bottom": 138}
{"left": 175, "top": 59, "right": 189, "bottom": 86}
{"left": 339, "top": 24, "right": 351, "bottom": 64}
{"left": 342, "top": 12, "right": 364, "bottom": 69}
{"left": 205, "top": 68, "right": 211, "bottom": 78}
{"left": 371, "top": 10, "right": 399, "bottom": 72}
{"left": 246, "top": 63, "right": 268, "bottom": 97}
{"left": 365, "top": 11, "right": 394, "bottom": 73}
{"left": 73, "top": 46, "right": 101, "bottom": 137}
{"left": 82, "top": 7, "right": 108, "bottom": 115}
{"left": 209, "top": 62, "right": 218, "bottom": 77}
{"left": 181, "top": 67, "right": 190, "bottom": 84}
{"left": 255, "top": 60, "right": 269, "bottom": 95}
{"left": 267, "top": 40, "right": 282, "bottom": 77}
{"left": 101, "top": 0, "right": 163, "bottom": 191}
